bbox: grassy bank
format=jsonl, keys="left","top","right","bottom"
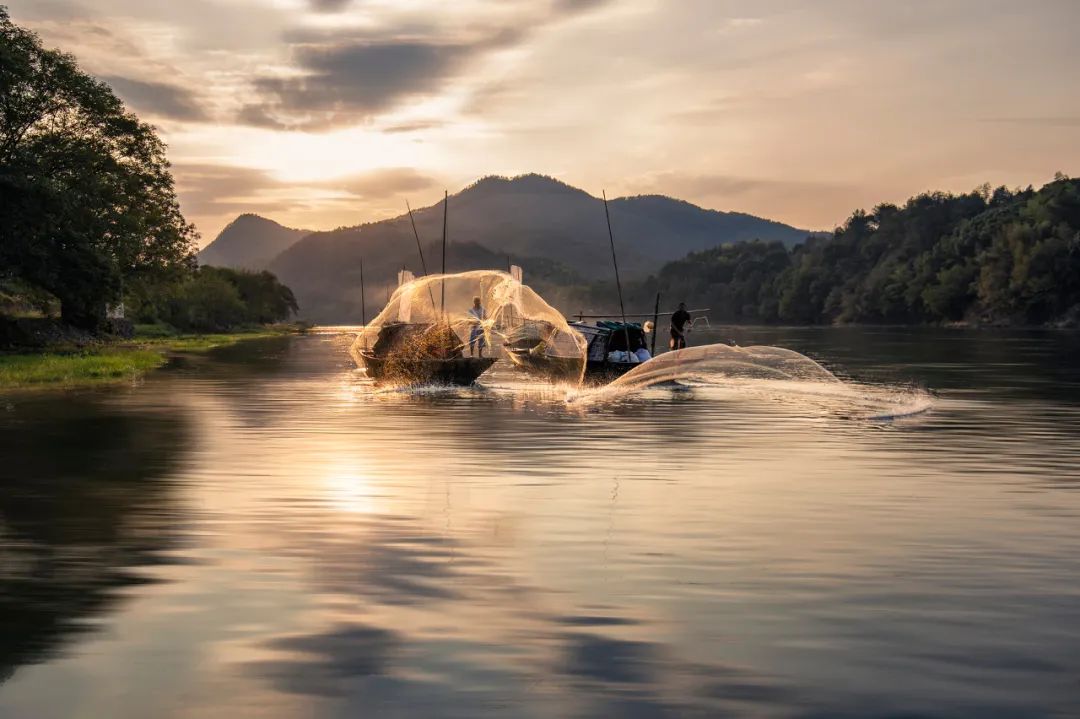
{"left": 0, "top": 349, "right": 167, "bottom": 389}
{"left": 0, "top": 324, "right": 303, "bottom": 390}
{"left": 129, "top": 325, "right": 292, "bottom": 352}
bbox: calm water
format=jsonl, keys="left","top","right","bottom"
{"left": 2, "top": 328, "right": 1079, "bottom": 718}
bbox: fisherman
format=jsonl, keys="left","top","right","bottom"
{"left": 468, "top": 296, "right": 486, "bottom": 357}
{"left": 670, "top": 302, "right": 691, "bottom": 350}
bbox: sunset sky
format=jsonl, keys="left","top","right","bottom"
{"left": 9, "top": 0, "right": 1080, "bottom": 245}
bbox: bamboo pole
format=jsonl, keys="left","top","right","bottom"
{"left": 651, "top": 292, "right": 660, "bottom": 356}
{"left": 360, "top": 257, "right": 366, "bottom": 326}
{"left": 602, "top": 190, "right": 633, "bottom": 362}
{"left": 406, "top": 200, "right": 429, "bottom": 276}
{"left": 441, "top": 190, "right": 447, "bottom": 316}
{"left": 406, "top": 199, "right": 437, "bottom": 312}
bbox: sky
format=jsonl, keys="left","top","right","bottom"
{"left": 8, "top": 0, "right": 1080, "bottom": 246}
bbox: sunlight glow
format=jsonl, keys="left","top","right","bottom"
{"left": 323, "top": 463, "right": 379, "bottom": 514}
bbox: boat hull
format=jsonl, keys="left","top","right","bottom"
{"left": 361, "top": 354, "right": 496, "bottom": 386}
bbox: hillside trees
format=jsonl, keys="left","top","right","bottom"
{"left": 0, "top": 8, "right": 197, "bottom": 328}
{"left": 130, "top": 267, "right": 299, "bottom": 333}
{"left": 607, "top": 179, "right": 1080, "bottom": 326}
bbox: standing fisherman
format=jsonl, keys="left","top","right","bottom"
{"left": 670, "top": 302, "right": 691, "bottom": 350}
{"left": 468, "top": 296, "right": 486, "bottom": 357}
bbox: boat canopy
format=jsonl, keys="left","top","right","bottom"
{"left": 570, "top": 321, "right": 646, "bottom": 355}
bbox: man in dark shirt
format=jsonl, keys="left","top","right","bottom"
{"left": 670, "top": 302, "right": 691, "bottom": 350}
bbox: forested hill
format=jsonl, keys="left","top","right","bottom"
{"left": 607, "top": 177, "right": 1080, "bottom": 327}
{"left": 264, "top": 174, "right": 816, "bottom": 321}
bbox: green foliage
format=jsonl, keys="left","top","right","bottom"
{"left": 0, "top": 326, "right": 297, "bottom": 388}
{"left": 0, "top": 349, "right": 165, "bottom": 388}
{"left": 168, "top": 270, "right": 247, "bottom": 332}
{"left": 226, "top": 267, "right": 300, "bottom": 323}
{"left": 0, "top": 8, "right": 197, "bottom": 328}
{"left": 615, "top": 178, "right": 1080, "bottom": 326}
{"left": 130, "top": 266, "right": 298, "bottom": 333}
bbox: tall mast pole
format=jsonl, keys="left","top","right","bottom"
{"left": 651, "top": 291, "right": 660, "bottom": 356}
{"left": 441, "top": 190, "right": 448, "bottom": 316}
{"left": 406, "top": 200, "right": 429, "bottom": 277}
{"left": 406, "top": 199, "right": 437, "bottom": 313}
{"left": 360, "top": 257, "right": 366, "bottom": 326}
{"left": 602, "top": 190, "right": 633, "bottom": 360}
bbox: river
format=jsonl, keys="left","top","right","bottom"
{"left": 1, "top": 327, "right": 1078, "bottom": 717}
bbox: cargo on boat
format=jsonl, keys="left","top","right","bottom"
{"left": 504, "top": 319, "right": 652, "bottom": 383}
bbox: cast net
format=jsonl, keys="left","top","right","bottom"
{"left": 567, "top": 342, "right": 933, "bottom": 420}
{"left": 350, "top": 270, "right": 588, "bottom": 384}
{"left": 566, "top": 342, "right": 844, "bottom": 405}
{"left": 614, "top": 344, "right": 840, "bottom": 386}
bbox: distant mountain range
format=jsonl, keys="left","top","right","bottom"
{"left": 197, "top": 214, "right": 311, "bottom": 270}
{"left": 197, "top": 174, "right": 819, "bottom": 322}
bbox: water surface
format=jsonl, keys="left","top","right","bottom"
{"left": 2, "top": 328, "right": 1079, "bottom": 718}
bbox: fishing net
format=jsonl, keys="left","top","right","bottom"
{"left": 565, "top": 342, "right": 845, "bottom": 405}
{"left": 351, "top": 270, "right": 588, "bottom": 384}
{"left": 568, "top": 342, "right": 933, "bottom": 419}
{"left": 614, "top": 344, "right": 841, "bottom": 386}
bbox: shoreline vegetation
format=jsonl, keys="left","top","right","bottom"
{"left": 0, "top": 323, "right": 308, "bottom": 391}
{"left": 557, "top": 176, "right": 1080, "bottom": 329}
{"left": 1, "top": 10, "right": 304, "bottom": 396}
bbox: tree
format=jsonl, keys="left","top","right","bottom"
{"left": 129, "top": 266, "right": 299, "bottom": 331}
{"left": 591, "top": 179, "right": 1080, "bottom": 327}
{"left": 0, "top": 7, "right": 196, "bottom": 328}
{"left": 167, "top": 271, "right": 246, "bottom": 333}
{"left": 223, "top": 268, "right": 300, "bottom": 323}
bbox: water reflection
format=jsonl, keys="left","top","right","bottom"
{"left": 1, "top": 330, "right": 1079, "bottom": 717}
{"left": 0, "top": 396, "right": 188, "bottom": 684}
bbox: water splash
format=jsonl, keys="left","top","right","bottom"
{"left": 565, "top": 343, "right": 933, "bottom": 421}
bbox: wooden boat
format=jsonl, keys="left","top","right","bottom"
{"left": 360, "top": 321, "right": 496, "bottom": 386}
{"left": 357, "top": 193, "right": 498, "bottom": 387}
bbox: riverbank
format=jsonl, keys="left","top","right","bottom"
{"left": 0, "top": 324, "right": 306, "bottom": 390}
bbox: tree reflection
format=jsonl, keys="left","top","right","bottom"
{"left": 0, "top": 398, "right": 189, "bottom": 683}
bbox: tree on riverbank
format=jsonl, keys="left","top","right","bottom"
{"left": 595, "top": 177, "right": 1080, "bottom": 327}
{"left": 129, "top": 266, "right": 299, "bottom": 333}
{"left": 0, "top": 7, "right": 197, "bottom": 329}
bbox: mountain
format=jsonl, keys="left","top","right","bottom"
{"left": 197, "top": 214, "right": 311, "bottom": 270}
{"left": 267, "top": 174, "right": 817, "bottom": 322}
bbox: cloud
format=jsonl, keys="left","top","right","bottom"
{"left": 240, "top": 41, "right": 474, "bottom": 130}
{"left": 101, "top": 75, "right": 208, "bottom": 122}
{"left": 550, "top": 0, "right": 610, "bottom": 16}
{"left": 381, "top": 119, "right": 445, "bottom": 133}
{"left": 173, "top": 163, "right": 286, "bottom": 217}
{"left": 171, "top": 161, "right": 443, "bottom": 242}
{"left": 628, "top": 171, "right": 851, "bottom": 202}
{"left": 175, "top": 164, "right": 439, "bottom": 211}
{"left": 239, "top": 0, "right": 614, "bottom": 131}
{"left": 308, "top": 0, "right": 351, "bottom": 12}
{"left": 336, "top": 167, "right": 438, "bottom": 197}
{"left": 3, "top": 0, "right": 84, "bottom": 22}
{"left": 622, "top": 171, "right": 855, "bottom": 229}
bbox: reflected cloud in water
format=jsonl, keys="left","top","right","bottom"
{"left": 1, "top": 330, "right": 1079, "bottom": 717}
